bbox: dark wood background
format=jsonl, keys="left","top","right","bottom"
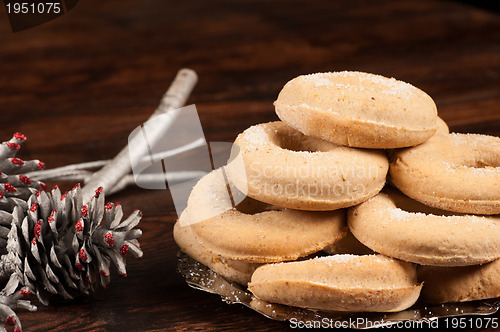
{"left": 1, "top": 0, "right": 499, "bottom": 331}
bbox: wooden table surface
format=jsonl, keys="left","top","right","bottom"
{"left": 1, "top": 0, "right": 499, "bottom": 331}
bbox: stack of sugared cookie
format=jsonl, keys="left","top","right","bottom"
{"left": 174, "top": 71, "right": 500, "bottom": 313}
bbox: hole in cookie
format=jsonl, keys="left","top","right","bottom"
{"left": 466, "top": 158, "right": 500, "bottom": 169}
{"left": 230, "top": 186, "right": 281, "bottom": 215}
{"left": 459, "top": 147, "right": 500, "bottom": 169}
{"left": 389, "top": 189, "right": 462, "bottom": 217}
{"left": 273, "top": 127, "right": 335, "bottom": 153}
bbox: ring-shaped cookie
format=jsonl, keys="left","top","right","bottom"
{"left": 184, "top": 168, "right": 347, "bottom": 263}
{"left": 248, "top": 254, "right": 422, "bottom": 312}
{"left": 348, "top": 190, "right": 500, "bottom": 266}
{"left": 274, "top": 71, "right": 438, "bottom": 148}
{"left": 226, "top": 121, "right": 389, "bottom": 211}
{"left": 389, "top": 133, "right": 500, "bottom": 215}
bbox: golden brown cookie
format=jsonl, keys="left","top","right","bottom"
{"left": 226, "top": 121, "right": 388, "bottom": 211}
{"left": 274, "top": 71, "right": 438, "bottom": 148}
{"left": 185, "top": 168, "right": 347, "bottom": 263}
{"left": 248, "top": 254, "right": 422, "bottom": 312}
{"left": 389, "top": 133, "right": 500, "bottom": 215}
{"left": 348, "top": 190, "right": 500, "bottom": 266}
{"left": 418, "top": 259, "right": 500, "bottom": 304}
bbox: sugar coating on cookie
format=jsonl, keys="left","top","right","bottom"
{"left": 274, "top": 71, "right": 438, "bottom": 148}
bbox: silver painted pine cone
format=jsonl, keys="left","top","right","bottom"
{"left": 0, "top": 185, "right": 143, "bottom": 330}
{"left": 0, "top": 133, "right": 144, "bottom": 331}
{"left": 1, "top": 184, "right": 143, "bottom": 304}
{"left": 0, "top": 133, "right": 46, "bottom": 331}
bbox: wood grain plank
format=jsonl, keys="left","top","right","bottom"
{"left": 0, "top": 0, "right": 498, "bottom": 330}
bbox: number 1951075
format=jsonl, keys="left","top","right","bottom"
{"left": 6, "top": 2, "right": 62, "bottom": 14}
